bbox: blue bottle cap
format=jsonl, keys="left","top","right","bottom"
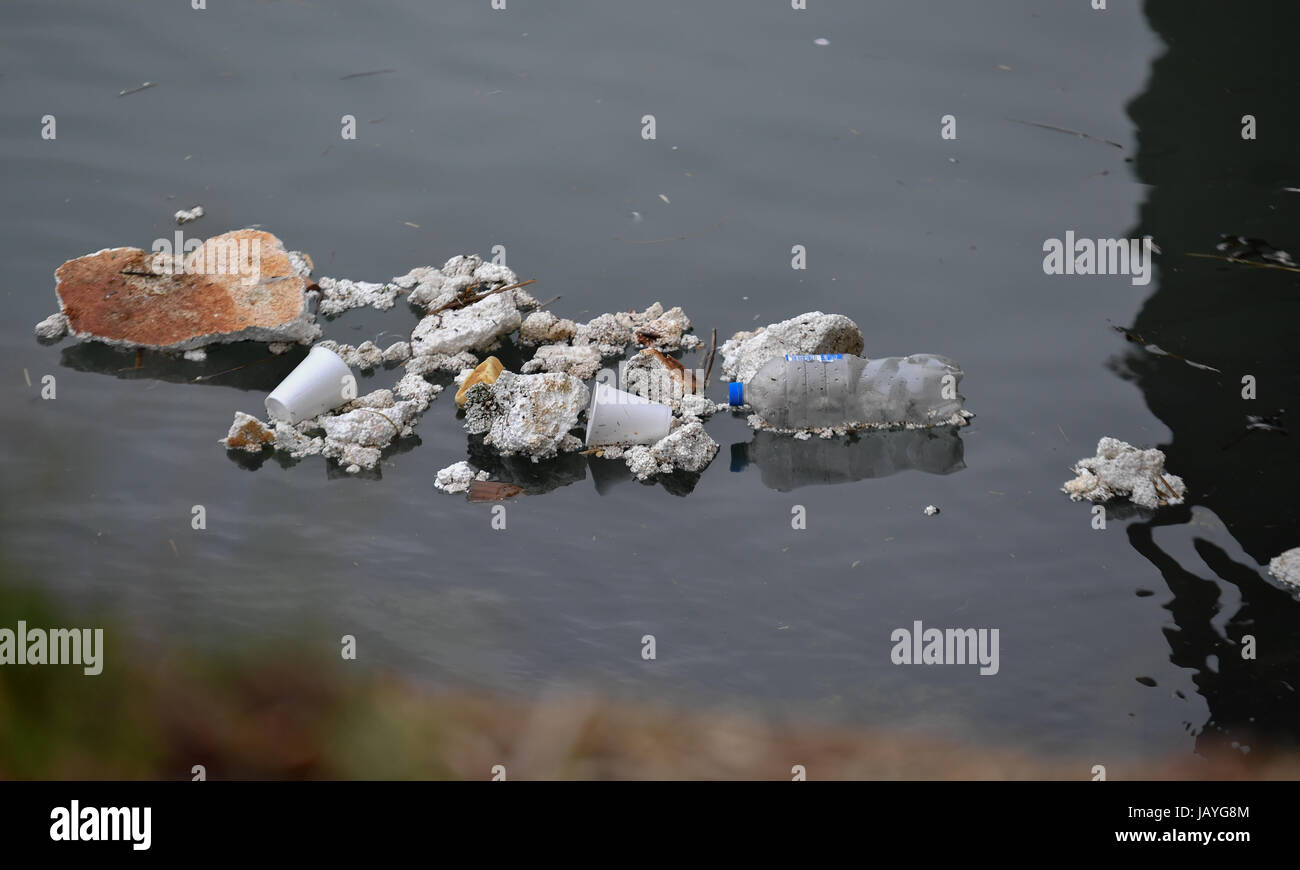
{"left": 728, "top": 381, "right": 744, "bottom": 406}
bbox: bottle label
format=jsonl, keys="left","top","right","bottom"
{"left": 785, "top": 354, "right": 844, "bottom": 362}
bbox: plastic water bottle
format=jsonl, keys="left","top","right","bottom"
{"left": 728, "top": 353, "right": 964, "bottom": 429}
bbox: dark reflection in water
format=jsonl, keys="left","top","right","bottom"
{"left": 465, "top": 436, "right": 706, "bottom": 498}
{"left": 1128, "top": 513, "right": 1300, "bottom": 761}
{"left": 730, "top": 426, "right": 965, "bottom": 492}
{"left": 466, "top": 434, "right": 588, "bottom": 495}
{"left": 61, "top": 340, "right": 310, "bottom": 391}
{"left": 1125, "top": 0, "right": 1300, "bottom": 756}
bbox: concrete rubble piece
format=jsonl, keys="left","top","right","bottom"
{"left": 571, "top": 303, "right": 698, "bottom": 357}
{"left": 411, "top": 291, "right": 523, "bottom": 356}
{"left": 220, "top": 379, "right": 442, "bottom": 473}
{"left": 43, "top": 229, "right": 320, "bottom": 353}
{"left": 720, "top": 311, "right": 864, "bottom": 384}
{"left": 1062, "top": 437, "right": 1187, "bottom": 509}
{"left": 1267, "top": 548, "right": 1300, "bottom": 590}
{"left": 521, "top": 343, "right": 602, "bottom": 380}
{"left": 434, "top": 461, "right": 491, "bottom": 494}
{"left": 462, "top": 370, "right": 589, "bottom": 461}
{"left": 620, "top": 421, "right": 719, "bottom": 481}
{"left": 316, "top": 277, "right": 399, "bottom": 317}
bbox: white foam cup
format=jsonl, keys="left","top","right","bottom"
{"left": 585, "top": 382, "right": 672, "bottom": 447}
{"left": 265, "top": 345, "right": 354, "bottom": 424}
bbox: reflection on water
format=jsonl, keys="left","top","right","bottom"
{"left": 466, "top": 436, "right": 706, "bottom": 497}
{"left": 1124, "top": 0, "right": 1300, "bottom": 756}
{"left": 730, "top": 426, "right": 965, "bottom": 492}
{"left": 61, "top": 340, "right": 309, "bottom": 392}
{"left": 1128, "top": 508, "right": 1300, "bottom": 761}
{"left": 466, "top": 435, "right": 589, "bottom": 496}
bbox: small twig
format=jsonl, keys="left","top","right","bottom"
{"left": 1109, "top": 323, "right": 1221, "bottom": 373}
{"left": 118, "top": 81, "right": 155, "bottom": 97}
{"left": 192, "top": 355, "right": 278, "bottom": 382}
{"left": 1186, "top": 252, "right": 1300, "bottom": 274}
{"left": 703, "top": 328, "right": 718, "bottom": 388}
{"left": 1151, "top": 474, "right": 1179, "bottom": 504}
{"left": 536, "top": 295, "right": 562, "bottom": 310}
{"left": 427, "top": 278, "right": 536, "bottom": 316}
{"left": 361, "top": 408, "right": 400, "bottom": 435}
{"left": 1008, "top": 117, "right": 1123, "bottom": 149}
{"left": 340, "top": 69, "right": 395, "bottom": 80}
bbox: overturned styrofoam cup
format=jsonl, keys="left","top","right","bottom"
{"left": 585, "top": 382, "right": 672, "bottom": 447}
{"left": 265, "top": 345, "right": 354, "bottom": 424}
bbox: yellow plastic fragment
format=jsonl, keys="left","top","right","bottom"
{"left": 455, "top": 356, "right": 504, "bottom": 407}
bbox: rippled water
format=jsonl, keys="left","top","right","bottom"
{"left": 2, "top": 0, "right": 1297, "bottom": 766}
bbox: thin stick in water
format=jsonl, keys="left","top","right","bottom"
{"left": 1008, "top": 118, "right": 1122, "bottom": 149}
{"left": 703, "top": 328, "right": 718, "bottom": 388}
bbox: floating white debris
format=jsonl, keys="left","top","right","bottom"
{"left": 572, "top": 302, "right": 695, "bottom": 356}
{"left": 1062, "top": 437, "right": 1186, "bottom": 509}
{"left": 315, "top": 339, "right": 386, "bottom": 370}
{"left": 622, "top": 347, "right": 700, "bottom": 414}
{"left": 33, "top": 312, "right": 69, "bottom": 342}
{"left": 1267, "top": 548, "right": 1300, "bottom": 589}
{"left": 924, "top": 505, "right": 940, "bottom": 516}
{"left": 411, "top": 292, "right": 522, "bottom": 356}
{"left": 519, "top": 311, "right": 577, "bottom": 346}
{"left": 434, "top": 461, "right": 491, "bottom": 494}
{"left": 320, "top": 396, "right": 423, "bottom": 472}
{"left": 394, "top": 371, "right": 441, "bottom": 409}
{"left": 405, "top": 350, "right": 479, "bottom": 377}
{"left": 573, "top": 313, "right": 634, "bottom": 358}
{"left": 678, "top": 393, "right": 720, "bottom": 421}
{"left": 392, "top": 371, "right": 439, "bottom": 408}
{"left": 720, "top": 311, "right": 864, "bottom": 384}
{"left": 316, "top": 277, "right": 400, "bottom": 317}
{"left": 382, "top": 340, "right": 411, "bottom": 364}
{"left": 183, "top": 348, "right": 207, "bottom": 362}
{"left": 271, "top": 420, "right": 323, "bottom": 459}
{"left": 174, "top": 205, "right": 204, "bottom": 225}
{"left": 219, "top": 412, "right": 275, "bottom": 453}
{"left": 521, "top": 343, "right": 602, "bottom": 380}
{"left": 220, "top": 381, "right": 436, "bottom": 471}
{"left": 405, "top": 255, "right": 524, "bottom": 311}
{"left": 633, "top": 310, "right": 689, "bottom": 352}
{"left": 462, "top": 370, "right": 588, "bottom": 460}
{"left": 287, "top": 251, "right": 314, "bottom": 279}
{"left": 623, "top": 420, "right": 719, "bottom": 480}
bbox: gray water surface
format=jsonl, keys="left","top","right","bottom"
{"left": 3, "top": 0, "right": 1298, "bottom": 767}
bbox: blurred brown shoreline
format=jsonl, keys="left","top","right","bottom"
{"left": 2, "top": 575, "right": 1295, "bottom": 781}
